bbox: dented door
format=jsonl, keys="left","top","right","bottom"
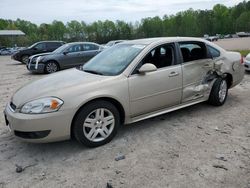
{"left": 181, "top": 59, "right": 214, "bottom": 103}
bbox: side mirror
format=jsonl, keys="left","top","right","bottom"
{"left": 33, "top": 47, "right": 38, "bottom": 50}
{"left": 138, "top": 63, "right": 157, "bottom": 74}
{"left": 63, "top": 51, "right": 68, "bottom": 55}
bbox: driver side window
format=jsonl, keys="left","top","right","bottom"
{"left": 133, "top": 43, "right": 175, "bottom": 74}
{"left": 67, "top": 44, "right": 82, "bottom": 53}
{"left": 35, "top": 43, "right": 46, "bottom": 50}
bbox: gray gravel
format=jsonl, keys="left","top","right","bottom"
{"left": 0, "top": 56, "right": 249, "bottom": 188}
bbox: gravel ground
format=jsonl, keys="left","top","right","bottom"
{"left": 0, "top": 56, "right": 249, "bottom": 188}
{"left": 215, "top": 37, "right": 250, "bottom": 50}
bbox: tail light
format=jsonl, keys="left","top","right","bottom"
{"left": 240, "top": 56, "right": 244, "bottom": 64}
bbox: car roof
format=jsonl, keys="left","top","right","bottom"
{"left": 123, "top": 37, "right": 209, "bottom": 45}
{"left": 65, "top": 42, "right": 99, "bottom": 46}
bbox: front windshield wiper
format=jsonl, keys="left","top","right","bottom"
{"left": 83, "top": 69, "right": 104, "bottom": 75}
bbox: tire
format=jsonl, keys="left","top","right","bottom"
{"left": 21, "top": 55, "right": 29, "bottom": 64}
{"left": 208, "top": 77, "right": 228, "bottom": 106}
{"left": 44, "top": 61, "right": 59, "bottom": 74}
{"left": 73, "top": 100, "right": 120, "bottom": 147}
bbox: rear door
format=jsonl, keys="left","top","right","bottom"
{"left": 128, "top": 43, "right": 182, "bottom": 117}
{"left": 179, "top": 41, "right": 214, "bottom": 103}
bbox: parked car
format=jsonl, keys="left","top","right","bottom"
{"left": 11, "top": 41, "right": 65, "bottom": 64}
{"left": 27, "top": 42, "right": 103, "bottom": 74}
{"left": 104, "top": 40, "right": 126, "bottom": 48}
{"left": 244, "top": 53, "right": 250, "bottom": 71}
{"left": 4, "top": 37, "right": 244, "bottom": 147}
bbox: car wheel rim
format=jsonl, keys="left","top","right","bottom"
{"left": 219, "top": 80, "right": 227, "bottom": 103}
{"left": 22, "top": 56, "right": 29, "bottom": 64}
{"left": 83, "top": 108, "right": 115, "bottom": 142}
{"left": 46, "top": 63, "right": 57, "bottom": 73}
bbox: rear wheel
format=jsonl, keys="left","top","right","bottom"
{"left": 208, "top": 78, "right": 228, "bottom": 106}
{"left": 21, "top": 55, "right": 29, "bottom": 64}
{"left": 44, "top": 61, "right": 59, "bottom": 74}
{"left": 73, "top": 101, "right": 120, "bottom": 147}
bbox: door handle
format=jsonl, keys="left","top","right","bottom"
{"left": 169, "top": 72, "right": 179, "bottom": 77}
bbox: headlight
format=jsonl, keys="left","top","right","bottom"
{"left": 20, "top": 97, "right": 63, "bottom": 114}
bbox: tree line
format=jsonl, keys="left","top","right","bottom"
{"left": 0, "top": 1, "right": 250, "bottom": 47}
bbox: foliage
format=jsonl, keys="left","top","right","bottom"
{"left": 0, "top": 1, "right": 250, "bottom": 46}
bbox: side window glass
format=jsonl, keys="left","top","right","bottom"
{"left": 83, "top": 44, "right": 98, "bottom": 51}
{"left": 133, "top": 44, "right": 175, "bottom": 74}
{"left": 208, "top": 45, "right": 220, "bottom": 58}
{"left": 35, "top": 43, "right": 46, "bottom": 50}
{"left": 179, "top": 42, "right": 208, "bottom": 63}
{"left": 67, "top": 45, "right": 82, "bottom": 53}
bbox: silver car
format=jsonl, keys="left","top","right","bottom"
{"left": 4, "top": 37, "right": 244, "bottom": 147}
{"left": 244, "top": 53, "right": 250, "bottom": 71}
{"left": 27, "top": 42, "right": 103, "bottom": 73}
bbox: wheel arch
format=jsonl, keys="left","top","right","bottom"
{"left": 223, "top": 72, "right": 233, "bottom": 88}
{"left": 70, "top": 97, "right": 125, "bottom": 138}
{"left": 45, "top": 59, "right": 61, "bottom": 70}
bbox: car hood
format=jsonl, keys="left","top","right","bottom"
{"left": 30, "top": 52, "right": 53, "bottom": 59}
{"left": 12, "top": 68, "right": 112, "bottom": 107}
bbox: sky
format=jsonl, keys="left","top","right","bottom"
{"left": 0, "top": 0, "right": 244, "bottom": 24}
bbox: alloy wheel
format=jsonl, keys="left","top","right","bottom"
{"left": 83, "top": 108, "right": 115, "bottom": 142}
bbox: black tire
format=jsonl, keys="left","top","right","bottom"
{"left": 208, "top": 77, "right": 228, "bottom": 106}
{"left": 44, "top": 61, "right": 59, "bottom": 74}
{"left": 73, "top": 100, "right": 120, "bottom": 147}
{"left": 21, "top": 55, "right": 29, "bottom": 64}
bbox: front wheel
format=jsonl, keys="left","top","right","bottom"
{"left": 21, "top": 55, "right": 29, "bottom": 64}
{"left": 73, "top": 101, "right": 120, "bottom": 147}
{"left": 208, "top": 78, "right": 228, "bottom": 106}
{"left": 44, "top": 61, "right": 59, "bottom": 74}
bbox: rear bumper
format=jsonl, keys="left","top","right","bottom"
{"left": 4, "top": 103, "right": 73, "bottom": 143}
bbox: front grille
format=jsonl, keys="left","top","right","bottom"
{"left": 9, "top": 102, "right": 17, "bottom": 111}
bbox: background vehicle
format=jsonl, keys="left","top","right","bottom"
{"left": 104, "top": 40, "right": 127, "bottom": 48}
{"left": 244, "top": 53, "right": 250, "bottom": 71}
{"left": 27, "top": 42, "right": 103, "bottom": 73}
{"left": 4, "top": 37, "right": 244, "bottom": 147}
{"left": 11, "top": 41, "right": 65, "bottom": 64}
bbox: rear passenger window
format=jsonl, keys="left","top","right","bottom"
{"left": 48, "top": 42, "right": 61, "bottom": 49}
{"left": 179, "top": 42, "right": 208, "bottom": 63}
{"left": 208, "top": 45, "right": 220, "bottom": 58}
{"left": 83, "top": 44, "right": 99, "bottom": 51}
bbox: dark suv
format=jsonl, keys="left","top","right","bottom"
{"left": 11, "top": 41, "right": 65, "bottom": 64}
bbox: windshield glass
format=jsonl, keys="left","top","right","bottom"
{"left": 105, "top": 41, "right": 114, "bottom": 47}
{"left": 81, "top": 44, "right": 145, "bottom": 76}
{"left": 28, "top": 42, "right": 39, "bottom": 49}
{"left": 53, "top": 44, "right": 69, "bottom": 53}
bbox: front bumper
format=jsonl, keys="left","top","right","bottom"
{"left": 244, "top": 60, "right": 250, "bottom": 71}
{"left": 4, "top": 103, "right": 73, "bottom": 143}
{"left": 27, "top": 62, "right": 45, "bottom": 73}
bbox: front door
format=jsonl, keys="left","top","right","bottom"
{"left": 128, "top": 43, "right": 182, "bottom": 117}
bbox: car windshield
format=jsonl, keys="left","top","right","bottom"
{"left": 53, "top": 44, "right": 69, "bottom": 53}
{"left": 28, "top": 42, "right": 39, "bottom": 49}
{"left": 80, "top": 44, "right": 145, "bottom": 76}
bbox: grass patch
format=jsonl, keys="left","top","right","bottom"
{"left": 234, "top": 50, "right": 250, "bottom": 57}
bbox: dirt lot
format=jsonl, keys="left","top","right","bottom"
{"left": 215, "top": 37, "right": 250, "bottom": 50}
{"left": 0, "top": 55, "right": 249, "bottom": 188}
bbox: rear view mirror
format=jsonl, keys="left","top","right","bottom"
{"left": 138, "top": 63, "right": 157, "bottom": 74}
